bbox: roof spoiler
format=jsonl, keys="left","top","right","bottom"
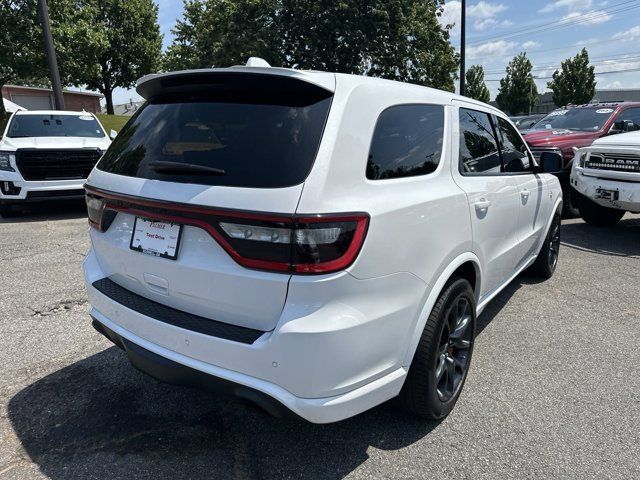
{"left": 136, "top": 69, "right": 335, "bottom": 100}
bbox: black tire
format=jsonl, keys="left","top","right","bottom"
{"left": 528, "top": 208, "right": 561, "bottom": 279}
{"left": 397, "top": 277, "right": 476, "bottom": 420}
{"left": 576, "top": 194, "right": 624, "bottom": 227}
{"left": 562, "top": 189, "right": 580, "bottom": 219}
{"left": 0, "top": 203, "right": 18, "bottom": 218}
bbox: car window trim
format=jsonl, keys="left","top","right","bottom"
{"left": 494, "top": 114, "right": 537, "bottom": 176}
{"left": 457, "top": 108, "right": 503, "bottom": 177}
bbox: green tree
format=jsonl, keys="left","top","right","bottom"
{"left": 67, "top": 0, "right": 162, "bottom": 114}
{"left": 0, "top": 0, "right": 53, "bottom": 119}
{"left": 496, "top": 52, "right": 537, "bottom": 115}
{"left": 464, "top": 64, "right": 490, "bottom": 103}
{"left": 163, "top": 0, "right": 280, "bottom": 71}
{"left": 164, "top": 0, "right": 459, "bottom": 91}
{"left": 547, "top": 48, "right": 596, "bottom": 107}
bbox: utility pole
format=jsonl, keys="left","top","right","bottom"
{"left": 529, "top": 76, "right": 538, "bottom": 115}
{"left": 37, "top": 0, "right": 65, "bottom": 110}
{"left": 459, "top": 0, "right": 466, "bottom": 97}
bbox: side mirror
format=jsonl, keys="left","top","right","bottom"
{"left": 538, "top": 152, "right": 562, "bottom": 173}
{"left": 609, "top": 120, "right": 635, "bottom": 135}
{"left": 109, "top": 129, "right": 118, "bottom": 140}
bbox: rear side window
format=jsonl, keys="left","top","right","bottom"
{"left": 97, "top": 89, "right": 332, "bottom": 188}
{"left": 459, "top": 108, "right": 501, "bottom": 174}
{"left": 366, "top": 104, "right": 444, "bottom": 180}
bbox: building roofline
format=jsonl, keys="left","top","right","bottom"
{"left": 3, "top": 84, "right": 103, "bottom": 98}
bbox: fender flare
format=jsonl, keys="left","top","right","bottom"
{"left": 533, "top": 196, "right": 563, "bottom": 258}
{"left": 401, "top": 251, "right": 481, "bottom": 367}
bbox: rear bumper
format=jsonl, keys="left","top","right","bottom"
{"left": 91, "top": 317, "right": 295, "bottom": 419}
{"left": 89, "top": 308, "right": 407, "bottom": 423}
{"left": 571, "top": 167, "right": 640, "bottom": 213}
{"left": 83, "top": 247, "right": 424, "bottom": 423}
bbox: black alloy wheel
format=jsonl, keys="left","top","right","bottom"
{"left": 435, "top": 296, "right": 473, "bottom": 402}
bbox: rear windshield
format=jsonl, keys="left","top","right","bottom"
{"left": 97, "top": 90, "right": 333, "bottom": 188}
{"left": 7, "top": 114, "right": 105, "bottom": 138}
{"left": 532, "top": 107, "right": 616, "bottom": 132}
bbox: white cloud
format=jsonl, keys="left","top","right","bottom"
{"left": 561, "top": 10, "right": 611, "bottom": 25}
{"left": 468, "top": 1, "right": 508, "bottom": 30}
{"left": 603, "top": 80, "right": 622, "bottom": 89}
{"left": 612, "top": 25, "right": 640, "bottom": 42}
{"left": 439, "top": 1, "right": 461, "bottom": 29}
{"left": 468, "top": 1, "right": 507, "bottom": 18}
{"left": 597, "top": 57, "right": 640, "bottom": 73}
{"left": 474, "top": 18, "right": 497, "bottom": 30}
{"left": 468, "top": 39, "right": 518, "bottom": 58}
{"left": 521, "top": 41, "right": 541, "bottom": 49}
{"left": 440, "top": 1, "right": 509, "bottom": 32}
{"left": 539, "top": 0, "right": 593, "bottom": 13}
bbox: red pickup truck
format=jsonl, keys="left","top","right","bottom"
{"left": 523, "top": 102, "right": 640, "bottom": 215}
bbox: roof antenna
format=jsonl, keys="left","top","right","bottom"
{"left": 245, "top": 57, "right": 271, "bottom": 68}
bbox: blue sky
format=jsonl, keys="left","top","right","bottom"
{"left": 111, "top": 0, "right": 640, "bottom": 105}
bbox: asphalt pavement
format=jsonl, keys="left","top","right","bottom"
{"left": 0, "top": 201, "right": 638, "bottom": 479}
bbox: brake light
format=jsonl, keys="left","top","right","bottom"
{"left": 85, "top": 187, "right": 369, "bottom": 275}
{"left": 214, "top": 214, "right": 369, "bottom": 274}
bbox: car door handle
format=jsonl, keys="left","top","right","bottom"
{"left": 474, "top": 199, "right": 491, "bottom": 211}
{"left": 521, "top": 189, "right": 530, "bottom": 199}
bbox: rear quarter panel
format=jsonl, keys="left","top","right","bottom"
{"left": 297, "top": 78, "right": 472, "bottom": 284}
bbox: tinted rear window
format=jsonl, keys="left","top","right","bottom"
{"left": 366, "top": 104, "right": 444, "bottom": 180}
{"left": 97, "top": 90, "right": 332, "bottom": 188}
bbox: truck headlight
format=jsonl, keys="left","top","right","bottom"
{"left": 0, "top": 152, "right": 16, "bottom": 172}
{"left": 577, "top": 152, "right": 586, "bottom": 168}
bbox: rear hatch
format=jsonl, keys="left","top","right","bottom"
{"left": 85, "top": 70, "right": 334, "bottom": 332}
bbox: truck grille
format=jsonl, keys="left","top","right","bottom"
{"left": 16, "top": 149, "right": 102, "bottom": 181}
{"left": 586, "top": 153, "right": 640, "bottom": 173}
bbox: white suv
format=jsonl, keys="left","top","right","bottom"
{"left": 83, "top": 63, "right": 563, "bottom": 423}
{"left": 0, "top": 110, "right": 113, "bottom": 217}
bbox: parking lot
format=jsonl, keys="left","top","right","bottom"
{"left": 0, "top": 203, "right": 638, "bottom": 480}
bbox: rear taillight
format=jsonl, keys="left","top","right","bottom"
{"left": 86, "top": 194, "right": 106, "bottom": 230}
{"left": 214, "top": 214, "right": 369, "bottom": 274}
{"left": 85, "top": 187, "right": 368, "bottom": 275}
{"left": 86, "top": 193, "right": 116, "bottom": 232}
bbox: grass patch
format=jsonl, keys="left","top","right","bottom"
{"left": 96, "top": 114, "right": 130, "bottom": 134}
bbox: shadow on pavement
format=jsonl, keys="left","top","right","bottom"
{"left": 560, "top": 215, "right": 640, "bottom": 258}
{"left": 0, "top": 200, "right": 87, "bottom": 224}
{"left": 8, "top": 347, "right": 440, "bottom": 480}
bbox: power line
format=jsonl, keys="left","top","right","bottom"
{"left": 483, "top": 66, "right": 640, "bottom": 82}
{"left": 468, "top": 36, "right": 635, "bottom": 60}
{"left": 466, "top": 0, "right": 639, "bottom": 46}
{"left": 481, "top": 54, "right": 640, "bottom": 75}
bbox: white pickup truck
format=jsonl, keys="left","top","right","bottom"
{"left": 571, "top": 130, "right": 640, "bottom": 226}
{"left": 0, "top": 110, "right": 114, "bottom": 217}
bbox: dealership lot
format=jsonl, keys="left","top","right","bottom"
{"left": 0, "top": 204, "right": 638, "bottom": 480}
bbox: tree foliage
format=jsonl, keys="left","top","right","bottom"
{"left": 464, "top": 64, "right": 490, "bottom": 103}
{"left": 547, "top": 48, "right": 596, "bottom": 107}
{"left": 0, "top": 0, "right": 54, "bottom": 118}
{"left": 66, "top": 0, "right": 163, "bottom": 114}
{"left": 0, "top": 0, "right": 162, "bottom": 116}
{"left": 164, "top": 0, "right": 459, "bottom": 91}
{"left": 496, "top": 52, "right": 537, "bottom": 115}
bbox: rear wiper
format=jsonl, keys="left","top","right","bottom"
{"left": 148, "top": 161, "right": 226, "bottom": 175}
